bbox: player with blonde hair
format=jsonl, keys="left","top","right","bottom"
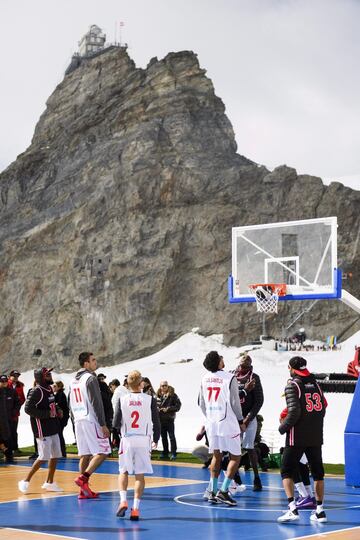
{"left": 113, "top": 370, "right": 160, "bottom": 520}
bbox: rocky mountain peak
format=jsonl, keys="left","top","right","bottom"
{"left": 0, "top": 47, "right": 359, "bottom": 372}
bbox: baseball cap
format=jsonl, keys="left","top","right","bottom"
{"left": 97, "top": 373, "right": 106, "bottom": 379}
{"left": 0, "top": 374, "right": 9, "bottom": 382}
{"left": 289, "top": 356, "right": 310, "bottom": 377}
{"left": 10, "top": 370, "right": 21, "bottom": 377}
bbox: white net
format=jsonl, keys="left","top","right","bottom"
{"left": 248, "top": 284, "right": 285, "bottom": 314}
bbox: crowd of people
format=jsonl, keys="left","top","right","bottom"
{"left": 0, "top": 349, "right": 327, "bottom": 523}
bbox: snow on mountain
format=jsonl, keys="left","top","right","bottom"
{"left": 17, "top": 329, "right": 360, "bottom": 464}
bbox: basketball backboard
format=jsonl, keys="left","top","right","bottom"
{"left": 229, "top": 216, "right": 341, "bottom": 303}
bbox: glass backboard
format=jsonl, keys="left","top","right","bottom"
{"left": 229, "top": 216, "right": 341, "bottom": 303}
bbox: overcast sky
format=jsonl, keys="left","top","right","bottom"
{"left": 1, "top": 0, "right": 359, "bottom": 190}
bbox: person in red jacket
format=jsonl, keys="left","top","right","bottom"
{"left": 7, "top": 370, "right": 25, "bottom": 451}
{"left": 347, "top": 346, "right": 360, "bottom": 378}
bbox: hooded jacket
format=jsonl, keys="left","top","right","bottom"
{"left": 279, "top": 371, "right": 326, "bottom": 447}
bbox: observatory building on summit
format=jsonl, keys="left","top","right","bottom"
{"left": 78, "top": 25, "right": 106, "bottom": 56}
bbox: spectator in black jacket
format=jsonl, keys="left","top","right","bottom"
{"left": 18, "top": 367, "right": 63, "bottom": 494}
{"left": 53, "top": 381, "right": 70, "bottom": 458}
{"left": 0, "top": 374, "right": 20, "bottom": 463}
{"left": 0, "top": 376, "right": 11, "bottom": 458}
{"left": 277, "top": 356, "right": 327, "bottom": 524}
{"left": 97, "top": 373, "right": 114, "bottom": 452}
{"left": 233, "top": 354, "right": 264, "bottom": 491}
{"left": 156, "top": 381, "right": 181, "bottom": 460}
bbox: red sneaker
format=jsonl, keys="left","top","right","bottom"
{"left": 75, "top": 475, "right": 93, "bottom": 497}
{"left": 78, "top": 489, "right": 99, "bottom": 499}
{"left": 116, "top": 501, "right": 128, "bottom": 517}
{"left": 130, "top": 508, "right": 139, "bottom": 521}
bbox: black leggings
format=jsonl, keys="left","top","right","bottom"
{"left": 281, "top": 446, "right": 324, "bottom": 481}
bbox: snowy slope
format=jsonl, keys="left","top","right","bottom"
{"left": 16, "top": 329, "right": 360, "bottom": 464}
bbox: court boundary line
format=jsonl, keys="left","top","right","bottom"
{"left": 174, "top": 491, "right": 360, "bottom": 513}
{"left": 0, "top": 527, "right": 82, "bottom": 540}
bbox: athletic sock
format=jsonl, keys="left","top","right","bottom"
{"left": 120, "top": 490, "right": 127, "bottom": 503}
{"left": 221, "top": 476, "right": 232, "bottom": 492}
{"left": 210, "top": 477, "right": 218, "bottom": 493}
{"left": 305, "top": 484, "right": 314, "bottom": 497}
{"left": 133, "top": 498, "right": 140, "bottom": 510}
{"left": 288, "top": 497, "right": 298, "bottom": 513}
{"left": 295, "top": 482, "right": 307, "bottom": 497}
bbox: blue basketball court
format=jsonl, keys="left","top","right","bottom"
{"left": 1, "top": 458, "right": 359, "bottom": 540}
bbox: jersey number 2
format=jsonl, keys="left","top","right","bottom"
{"left": 131, "top": 410, "right": 140, "bottom": 428}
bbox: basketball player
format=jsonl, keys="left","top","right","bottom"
{"left": 113, "top": 370, "right": 160, "bottom": 520}
{"left": 277, "top": 356, "right": 327, "bottom": 523}
{"left": 199, "top": 351, "right": 245, "bottom": 506}
{"left": 18, "top": 368, "right": 63, "bottom": 493}
{"left": 69, "top": 352, "right": 110, "bottom": 499}
{"left": 233, "top": 354, "right": 264, "bottom": 491}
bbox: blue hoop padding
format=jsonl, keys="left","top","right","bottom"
{"left": 228, "top": 268, "right": 342, "bottom": 303}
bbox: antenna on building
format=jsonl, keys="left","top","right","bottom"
{"left": 119, "top": 21, "right": 125, "bottom": 46}
{"left": 114, "top": 21, "right": 117, "bottom": 44}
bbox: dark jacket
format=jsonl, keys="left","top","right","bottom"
{"left": 0, "top": 388, "right": 10, "bottom": 442}
{"left": 25, "top": 385, "right": 60, "bottom": 438}
{"left": 279, "top": 372, "right": 326, "bottom": 447}
{"left": 54, "top": 389, "right": 70, "bottom": 428}
{"left": 98, "top": 380, "right": 114, "bottom": 428}
{"left": 156, "top": 386, "right": 181, "bottom": 422}
{"left": 7, "top": 380, "right": 25, "bottom": 418}
{"left": 233, "top": 369, "right": 264, "bottom": 421}
{"left": 3, "top": 386, "right": 21, "bottom": 422}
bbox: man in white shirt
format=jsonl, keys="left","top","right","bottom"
{"left": 113, "top": 370, "right": 160, "bottom": 521}
{"left": 69, "top": 352, "right": 111, "bottom": 499}
{"left": 199, "top": 350, "right": 245, "bottom": 506}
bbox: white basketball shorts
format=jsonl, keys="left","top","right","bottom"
{"left": 118, "top": 436, "right": 153, "bottom": 475}
{"left": 37, "top": 434, "right": 62, "bottom": 460}
{"left": 208, "top": 434, "right": 241, "bottom": 456}
{"left": 241, "top": 417, "right": 257, "bottom": 449}
{"left": 75, "top": 420, "right": 111, "bottom": 456}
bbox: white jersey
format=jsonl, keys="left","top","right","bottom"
{"left": 120, "top": 391, "right": 153, "bottom": 439}
{"left": 69, "top": 372, "right": 99, "bottom": 425}
{"left": 201, "top": 370, "right": 240, "bottom": 437}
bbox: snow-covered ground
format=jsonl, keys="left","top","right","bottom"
{"left": 17, "top": 329, "right": 359, "bottom": 464}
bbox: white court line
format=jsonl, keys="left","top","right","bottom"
{"left": 174, "top": 492, "right": 360, "bottom": 513}
{"left": 1, "top": 527, "right": 82, "bottom": 540}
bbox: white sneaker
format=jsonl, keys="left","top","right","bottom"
{"left": 310, "top": 510, "right": 327, "bottom": 523}
{"left": 18, "top": 480, "right": 29, "bottom": 494}
{"left": 277, "top": 509, "right": 300, "bottom": 523}
{"left": 229, "top": 482, "right": 246, "bottom": 496}
{"left": 42, "top": 482, "right": 63, "bottom": 492}
{"left": 203, "top": 487, "right": 211, "bottom": 500}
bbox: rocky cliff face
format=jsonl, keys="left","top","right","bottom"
{"left": 0, "top": 47, "right": 359, "bottom": 372}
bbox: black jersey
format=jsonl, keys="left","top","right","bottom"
{"left": 280, "top": 374, "right": 326, "bottom": 447}
{"left": 25, "top": 385, "right": 60, "bottom": 438}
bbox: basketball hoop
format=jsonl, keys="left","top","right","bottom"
{"left": 248, "top": 283, "right": 287, "bottom": 313}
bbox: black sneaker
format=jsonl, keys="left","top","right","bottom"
{"left": 253, "top": 477, "right": 262, "bottom": 491}
{"left": 215, "top": 490, "right": 237, "bottom": 506}
{"left": 207, "top": 491, "right": 220, "bottom": 504}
